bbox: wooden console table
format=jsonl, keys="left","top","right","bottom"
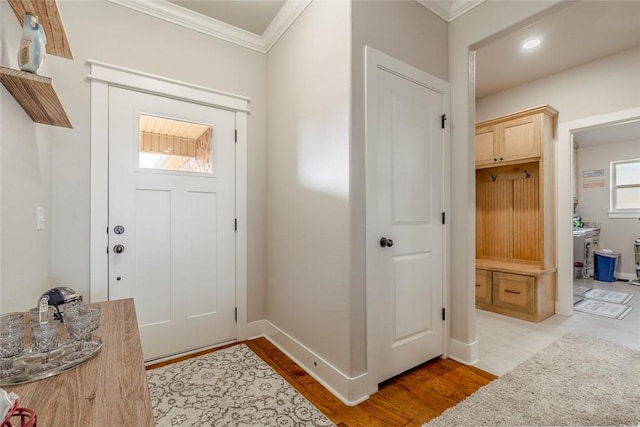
{"left": 3, "top": 299, "right": 154, "bottom": 426}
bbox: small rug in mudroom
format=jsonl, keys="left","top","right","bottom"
{"left": 147, "top": 344, "right": 335, "bottom": 427}
{"left": 573, "top": 298, "right": 633, "bottom": 319}
{"left": 424, "top": 334, "right": 640, "bottom": 426}
{"left": 584, "top": 288, "right": 634, "bottom": 304}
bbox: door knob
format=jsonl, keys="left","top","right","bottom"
{"left": 113, "top": 244, "right": 125, "bottom": 254}
{"left": 379, "top": 237, "right": 394, "bottom": 248}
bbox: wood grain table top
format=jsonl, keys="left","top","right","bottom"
{"left": 3, "top": 298, "right": 154, "bottom": 426}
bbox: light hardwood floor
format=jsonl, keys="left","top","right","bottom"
{"left": 247, "top": 337, "right": 495, "bottom": 427}
{"left": 475, "top": 278, "right": 640, "bottom": 375}
{"left": 148, "top": 279, "right": 638, "bottom": 425}
{"left": 148, "top": 337, "right": 496, "bottom": 426}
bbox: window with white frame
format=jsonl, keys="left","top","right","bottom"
{"left": 610, "top": 158, "right": 640, "bottom": 218}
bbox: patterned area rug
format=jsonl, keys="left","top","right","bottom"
{"left": 147, "top": 344, "right": 335, "bottom": 426}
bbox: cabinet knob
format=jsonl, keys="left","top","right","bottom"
{"left": 494, "top": 158, "right": 498, "bottom": 162}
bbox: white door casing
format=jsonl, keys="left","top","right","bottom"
{"left": 89, "top": 61, "right": 249, "bottom": 355}
{"left": 108, "top": 87, "right": 236, "bottom": 360}
{"left": 365, "top": 47, "right": 449, "bottom": 391}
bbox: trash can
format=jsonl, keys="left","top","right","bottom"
{"left": 594, "top": 250, "right": 620, "bottom": 282}
{"left": 574, "top": 261, "right": 583, "bottom": 279}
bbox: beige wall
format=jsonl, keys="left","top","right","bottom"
{"left": 266, "top": 0, "right": 352, "bottom": 375}
{"left": 476, "top": 47, "right": 640, "bottom": 122}
{"left": 1, "top": 1, "right": 268, "bottom": 321}
{"left": 350, "top": 0, "right": 448, "bottom": 375}
{"left": 448, "top": 0, "right": 562, "bottom": 361}
{"left": 1, "top": 2, "right": 53, "bottom": 312}
{"left": 577, "top": 139, "right": 640, "bottom": 277}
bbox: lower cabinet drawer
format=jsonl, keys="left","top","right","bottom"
{"left": 475, "top": 269, "right": 492, "bottom": 306}
{"left": 492, "top": 272, "right": 535, "bottom": 314}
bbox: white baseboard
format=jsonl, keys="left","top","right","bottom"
{"left": 447, "top": 337, "right": 479, "bottom": 366}
{"left": 246, "top": 320, "right": 369, "bottom": 406}
{"left": 247, "top": 319, "right": 267, "bottom": 339}
{"left": 615, "top": 272, "right": 638, "bottom": 282}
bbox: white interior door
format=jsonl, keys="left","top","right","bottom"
{"left": 366, "top": 47, "right": 447, "bottom": 387}
{"left": 108, "top": 87, "right": 237, "bottom": 361}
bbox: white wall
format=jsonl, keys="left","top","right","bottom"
{"left": 1, "top": 1, "right": 268, "bottom": 321}
{"left": 577, "top": 139, "right": 640, "bottom": 277}
{"left": 476, "top": 47, "right": 640, "bottom": 122}
{"left": 266, "top": 0, "right": 352, "bottom": 375}
{"left": 448, "top": 0, "right": 562, "bottom": 363}
{"left": 350, "top": 0, "right": 448, "bottom": 375}
{"left": 1, "top": 3, "right": 53, "bottom": 312}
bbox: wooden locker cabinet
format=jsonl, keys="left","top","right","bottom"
{"left": 475, "top": 105, "right": 558, "bottom": 322}
{"left": 475, "top": 268, "right": 492, "bottom": 307}
{"left": 475, "top": 261, "right": 556, "bottom": 322}
{"left": 475, "top": 106, "right": 554, "bottom": 169}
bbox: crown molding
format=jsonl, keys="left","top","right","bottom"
{"left": 107, "top": 0, "right": 311, "bottom": 54}
{"left": 417, "top": 0, "right": 485, "bottom": 22}
{"left": 449, "top": 0, "right": 486, "bottom": 20}
{"left": 262, "top": 0, "right": 312, "bottom": 52}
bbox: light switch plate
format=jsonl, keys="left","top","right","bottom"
{"left": 37, "top": 206, "right": 45, "bottom": 230}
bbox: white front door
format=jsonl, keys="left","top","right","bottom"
{"left": 366, "top": 47, "right": 448, "bottom": 387}
{"left": 108, "top": 87, "right": 237, "bottom": 361}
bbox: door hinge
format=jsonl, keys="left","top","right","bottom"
{"left": 442, "top": 212, "right": 445, "bottom": 225}
{"left": 234, "top": 129, "right": 238, "bottom": 143}
{"left": 441, "top": 114, "right": 447, "bottom": 129}
{"left": 442, "top": 307, "right": 446, "bottom": 321}
{"left": 234, "top": 307, "right": 238, "bottom": 322}
{"left": 234, "top": 218, "right": 237, "bottom": 231}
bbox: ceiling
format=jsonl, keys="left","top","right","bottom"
{"left": 166, "top": 0, "right": 286, "bottom": 35}
{"left": 574, "top": 119, "right": 640, "bottom": 148}
{"left": 115, "top": 0, "right": 640, "bottom": 145}
{"left": 476, "top": 1, "right": 640, "bottom": 98}
{"left": 148, "top": 1, "right": 640, "bottom": 99}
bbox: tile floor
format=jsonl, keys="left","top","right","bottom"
{"left": 474, "top": 278, "right": 640, "bottom": 376}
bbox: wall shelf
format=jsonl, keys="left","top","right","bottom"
{"left": 8, "top": 0, "right": 73, "bottom": 59}
{"left": 0, "top": 67, "right": 73, "bottom": 128}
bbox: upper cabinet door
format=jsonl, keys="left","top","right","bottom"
{"left": 475, "top": 106, "right": 556, "bottom": 169}
{"left": 500, "top": 114, "right": 540, "bottom": 163}
{"left": 475, "top": 126, "right": 498, "bottom": 166}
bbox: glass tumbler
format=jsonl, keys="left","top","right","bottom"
{"left": 63, "top": 311, "right": 92, "bottom": 361}
{"left": 82, "top": 306, "right": 101, "bottom": 351}
{"left": 29, "top": 322, "right": 61, "bottom": 373}
{"left": 0, "top": 312, "right": 25, "bottom": 329}
{"left": 29, "top": 306, "right": 56, "bottom": 325}
{"left": 0, "top": 325, "right": 26, "bottom": 378}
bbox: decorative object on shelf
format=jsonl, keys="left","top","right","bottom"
{"left": 8, "top": 0, "right": 74, "bottom": 60}
{"left": 1, "top": 1, "right": 74, "bottom": 128}
{"left": 17, "top": 13, "right": 47, "bottom": 74}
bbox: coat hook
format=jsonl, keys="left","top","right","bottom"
{"left": 491, "top": 173, "right": 497, "bottom": 181}
{"left": 524, "top": 170, "right": 530, "bottom": 178}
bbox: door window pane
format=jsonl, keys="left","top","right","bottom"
{"left": 139, "top": 114, "right": 212, "bottom": 174}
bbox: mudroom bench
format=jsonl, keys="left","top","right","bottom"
{"left": 475, "top": 259, "right": 556, "bottom": 322}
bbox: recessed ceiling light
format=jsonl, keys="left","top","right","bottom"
{"left": 522, "top": 38, "right": 542, "bottom": 50}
